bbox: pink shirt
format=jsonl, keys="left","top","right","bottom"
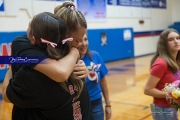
{"left": 151, "top": 57, "right": 180, "bottom": 107}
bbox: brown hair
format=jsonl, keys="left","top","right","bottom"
{"left": 151, "top": 28, "right": 180, "bottom": 73}
{"left": 30, "top": 12, "right": 69, "bottom": 58}
{"left": 30, "top": 12, "right": 82, "bottom": 99}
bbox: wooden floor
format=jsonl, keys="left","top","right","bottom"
{"left": 0, "top": 54, "right": 179, "bottom": 120}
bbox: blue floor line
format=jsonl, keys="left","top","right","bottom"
{"left": 123, "top": 64, "right": 136, "bottom": 67}
{"left": 108, "top": 68, "right": 129, "bottom": 71}
{"left": 103, "top": 100, "right": 149, "bottom": 108}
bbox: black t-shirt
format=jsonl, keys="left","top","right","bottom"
{"left": 11, "top": 35, "right": 47, "bottom": 76}
{"left": 6, "top": 35, "right": 93, "bottom": 120}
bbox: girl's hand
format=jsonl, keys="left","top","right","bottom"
{"left": 73, "top": 60, "right": 88, "bottom": 79}
{"left": 105, "top": 106, "right": 112, "bottom": 120}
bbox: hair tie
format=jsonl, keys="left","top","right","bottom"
{"left": 41, "top": 38, "right": 57, "bottom": 48}
{"left": 62, "top": 38, "right": 73, "bottom": 44}
{"left": 69, "top": 5, "right": 76, "bottom": 10}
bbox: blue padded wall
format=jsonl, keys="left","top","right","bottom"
{"left": 0, "top": 32, "right": 26, "bottom": 81}
{"left": 87, "top": 28, "right": 134, "bottom": 62}
{"left": 169, "top": 22, "right": 180, "bottom": 33}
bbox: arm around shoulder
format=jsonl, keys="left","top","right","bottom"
{"left": 34, "top": 47, "right": 79, "bottom": 82}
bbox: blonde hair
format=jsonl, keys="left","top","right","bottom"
{"left": 54, "top": 2, "right": 87, "bottom": 35}
{"left": 54, "top": 2, "right": 87, "bottom": 99}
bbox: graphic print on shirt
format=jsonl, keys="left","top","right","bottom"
{"left": 68, "top": 85, "right": 82, "bottom": 120}
{"left": 174, "top": 70, "right": 180, "bottom": 78}
{"left": 163, "top": 70, "right": 180, "bottom": 89}
{"left": 72, "top": 101, "right": 82, "bottom": 120}
{"left": 87, "top": 62, "right": 101, "bottom": 83}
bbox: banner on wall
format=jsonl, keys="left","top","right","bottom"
{"left": 142, "top": 0, "right": 151, "bottom": 7}
{"left": 0, "top": 0, "right": 4, "bottom": 11}
{"left": 107, "top": 0, "right": 166, "bottom": 9}
{"left": 118, "top": 0, "right": 131, "bottom": 6}
{"left": 131, "top": 0, "right": 141, "bottom": 7}
{"left": 77, "top": 0, "right": 106, "bottom": 22}
{"left": 36, "top": 0, "right": 74, "bottom": 1}
{"left": 55, "top": 0, "right": 74, "bottom": 1}
{"left": 151, "top": 0, "right": 166, "bottom": 8}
